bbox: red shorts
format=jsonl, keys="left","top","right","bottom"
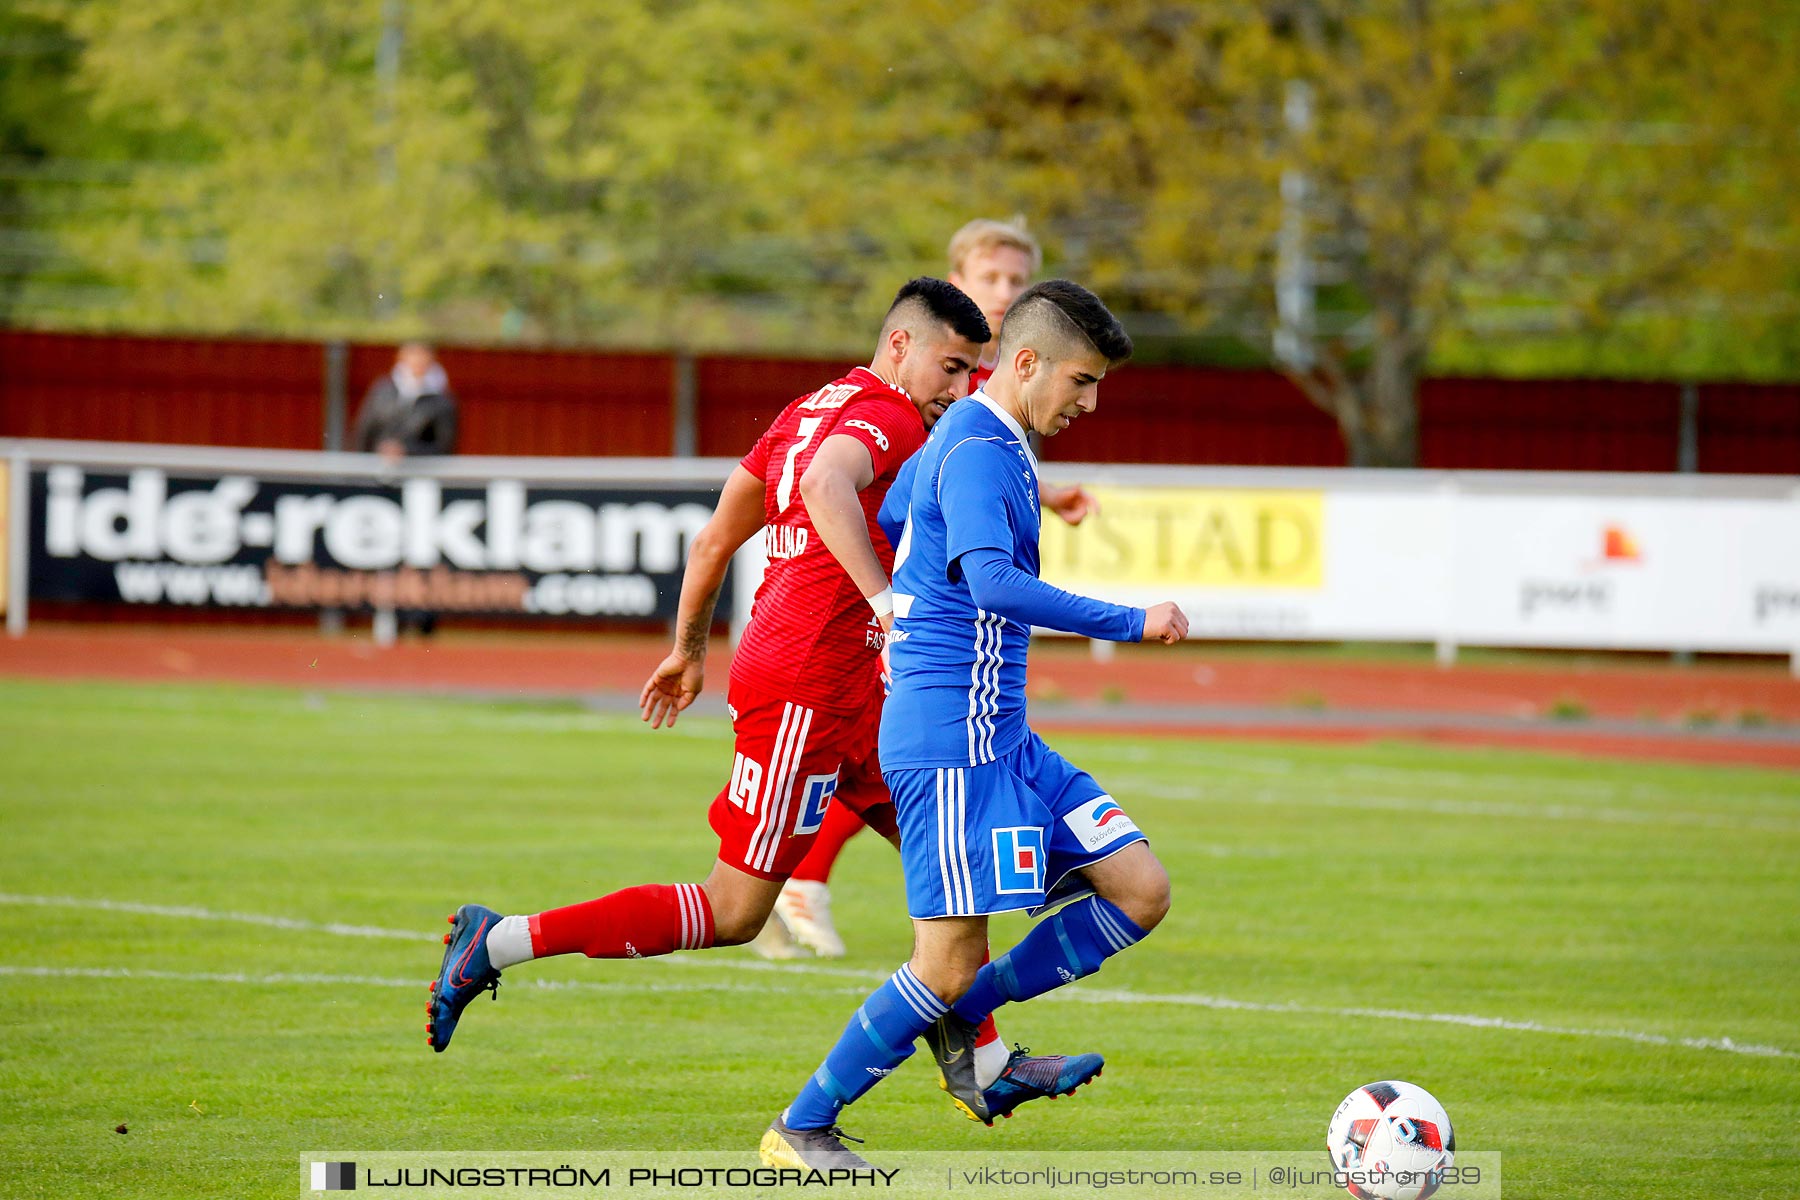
{"left": 709, "top": 679, "right": 891, "bottom": 880}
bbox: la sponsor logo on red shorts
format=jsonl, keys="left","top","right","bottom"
{"left": 1062, "top": 796, "right": 1138, "bottom": 853}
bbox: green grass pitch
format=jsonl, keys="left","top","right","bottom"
{"left": 1, "top": 678, "right": 1796, "bottom": 1198}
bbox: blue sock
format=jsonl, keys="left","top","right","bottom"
{"left": 785, "top": 963, "right": 948, "bottom": 1130}
{"left": 953, "top": 897, "right": 1148, "bottom": 1024}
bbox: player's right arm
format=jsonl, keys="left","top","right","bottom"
{"left": 640, "top": 465, "right": 767, "bottom": 728}
{"left": 799, "top": 435, "right": 895, "bottom": 632}
{"left": 797, "top": 397, "right": 924, "bottom": 635}
{"left": 1038, "top": 479, "right": 1099, "bottom": 526}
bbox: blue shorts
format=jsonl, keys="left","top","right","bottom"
{"left": 888, "top": 730, "right": 1148, "bottom": 919}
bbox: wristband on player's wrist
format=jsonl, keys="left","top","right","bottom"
{"left": 866, "top": 587, "right": 894, "bottom": 619}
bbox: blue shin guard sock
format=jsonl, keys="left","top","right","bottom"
{"left": 953, "top": 897, "right": 1148, "bottom": 1023}
{"left": 785, "top": 963, "right": 948, "bottom": 1130}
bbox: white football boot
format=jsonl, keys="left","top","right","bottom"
{"left": 748, "top": 908, "right": 808, "bottom": 960}
{"left": 773, "top": 879, "right": 846, "bottom": 958}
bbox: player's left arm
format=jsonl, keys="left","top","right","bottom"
{"left": 960, "top": 547, "right": 1174, "bottom": 643}
{"left": 938, "top": 439, "right": 1165, "bottom": 643}
{"left": 1039, "top": 479, "right": 1099, "bottom": 526}
{"left": 799, "top": 435, "right": 895, "bottom": 632}
{"left": 640, "top": 465, "right": 766, "bottom": 728}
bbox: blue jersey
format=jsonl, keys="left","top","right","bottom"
{"left": 880, "top": 392, "right": 1044, "bottom": 769}
{"left": 877, "top": 453, "right": 917, "bottom": 551}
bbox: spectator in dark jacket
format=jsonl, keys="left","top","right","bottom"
{"left": 353, "top": 342, "right": 458, "bottom": 464}
{"left": 352, "top": 342, "right": 458, "bottom": 637}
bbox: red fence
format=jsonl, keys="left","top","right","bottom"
{"left": 0, "top": 333, "right": 325, "bottom": 449}
{"left": 3, "top": 330, "right": 1797, "bottom": 472}
{"left": 1420, "top": 378, "right": 1681, "bottom": 472}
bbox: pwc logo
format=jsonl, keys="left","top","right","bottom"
{"left": 1596, "top": 523, "right": 1642, "bottom": 565}
{"left": 1521, "top": 522, "right": 1644, "bottom": 620}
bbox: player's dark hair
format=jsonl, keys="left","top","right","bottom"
{"left": 997, "top": 279, "right": 1133, "bottom": 367}
{"left": 883, "top": 276, "right": 991, "bottom": 345}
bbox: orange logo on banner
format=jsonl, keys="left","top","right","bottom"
{"left": 1601, "top": 524, "right": 1641, "bottom": 563}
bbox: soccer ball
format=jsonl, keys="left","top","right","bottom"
{"left": 1325, "top": 1080, "right": 1455, "bottom": 1200}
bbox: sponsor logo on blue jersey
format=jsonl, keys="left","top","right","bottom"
{"left": 992, "top": 826, "right": 1046, "bottom": 895}
{"left": 1062, "top": 795, "right": 1139, "bottom": 853}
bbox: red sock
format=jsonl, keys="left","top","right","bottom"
{"left": 975, "top": 944, "right": 1001, "bottom": 1048}
{"left": 527, "top": 883, "right": 713, "bottom": 960}
{"left": 789, "top": 800, "right": 867, "bottom": 884}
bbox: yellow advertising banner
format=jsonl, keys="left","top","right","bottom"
{"left": 1041, "top": 485, "right": 1324, "bottom": 590}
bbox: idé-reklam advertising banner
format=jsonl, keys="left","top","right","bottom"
{"left": 29, "top": 465, "right": 722, "bottom": 620}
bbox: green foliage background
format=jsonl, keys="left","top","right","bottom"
{"left": 5, "top": 2, "right": 1799, "bottom": 385}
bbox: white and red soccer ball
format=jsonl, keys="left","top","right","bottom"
{"left": 1325, "top": 1080, "right": 1455, "bottom": 1200}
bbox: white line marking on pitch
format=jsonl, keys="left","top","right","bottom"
{"left": 0, "top": 893, "right": 436, "bottom": 941}
{"left": 0, "top": 893, "right": 889, "bottom": 981}
{"left": 0, "top": 965, "right": 868, "bottom": 997}
{"left": 1059, "top": 986, "right": 1797, "bottom": 1060}
{"left": 3, "top": 893, "right": 1792, "bottom": 1061}
{"left": 1101, "top": 777, "right": 1800, "bottom": 834}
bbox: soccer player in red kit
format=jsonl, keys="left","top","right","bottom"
{"left": 426, "top": 281, "right": 1098, "bottom": 1114}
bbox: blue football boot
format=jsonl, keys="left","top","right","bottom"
{"left": 979, "top": 1045, "right": 1105, "bottom": 1124}
{"left": 426, "top": 903, "right": 503, "bottom": 1052}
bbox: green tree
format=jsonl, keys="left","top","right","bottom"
{"left": 20, "top": 0, "right": 987, "bottom": 350}
{"left": 0, "top": 7, "right": 198, "bottom": 323}
{"left": 968, "top": 0, "right": 1800, "bottom": 464}
{"left": 8, "top": 0, "right": 1799, "bottom": 442}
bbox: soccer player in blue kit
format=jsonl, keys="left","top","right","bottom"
{"left": 760, "top": 280, "right": 1190, "bottom": 1168}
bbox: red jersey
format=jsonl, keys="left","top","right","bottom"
{"left": 969, "top": 361, "right": 995, "bottom": 394}
{"left": 730, "top": 367, "right": 926, "bottom": 714}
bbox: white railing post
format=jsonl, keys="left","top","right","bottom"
{"left": 5, "top": 449, "right": 27, "bottom": 638}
